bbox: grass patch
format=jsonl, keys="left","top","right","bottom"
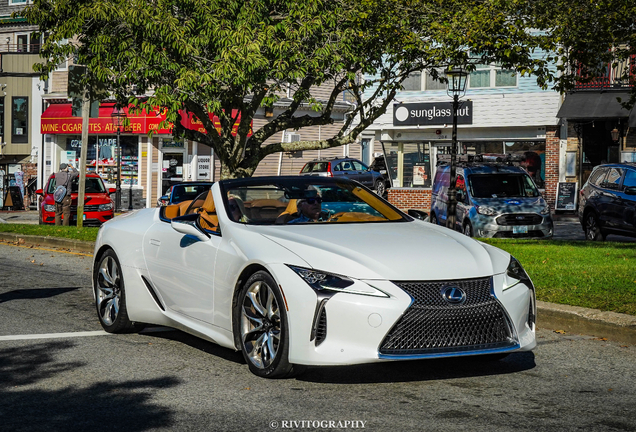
{"left": 0, "top": 223, "right": 99, "bottom": 242}
{"left": 483, "top": 239, "right": 636, "bottom": 316}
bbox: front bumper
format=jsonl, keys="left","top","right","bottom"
{"left": 42, "top": 209, "right": 114, "bottom": 226}
{"left": 472, "top": 213, "right": 553, "bottom": 239}
{"left": 270, "top": 264, "right": 536, "bottom": 366}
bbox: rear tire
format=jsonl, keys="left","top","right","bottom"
{"left": 584, "top": 212, "right": 605, "bottom": 241}
{"left": 463, "top": 222, "right": 473, "bottom": 237}
{"left": 93, "top": 249, "right": 139, "bottom": 333}
{"left": 429, "top": 213, "right": 438, "bottom": 225}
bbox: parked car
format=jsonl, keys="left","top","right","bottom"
{"left": 157, "top": 182, "right": 214, "bottom": 206}
{"left": 299, "top": 157, "right": 387, "bottom": 195}
{"left": 37, "top": 173, "right": 115, "bottom": 225}
{"left": 368, "top": 154, "right": 394, "bottom": 190}
{"left": 578, "top": 163, "right": 636, "bottom": 241}
{"left": 430, "top": 163, "right": 553, "bottom": 238}
{"left": 93, "top": 176, "right": 535, "bottom": 378}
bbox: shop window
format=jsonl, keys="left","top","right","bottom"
{"left": 381, "top": 141, "right": 431, "bottom": 188}
{"left": 11, "top": 97, "right": 28, "bottom": 143}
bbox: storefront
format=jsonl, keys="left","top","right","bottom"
{"left": 362, "top": 93, "right": 561, "bottom": 211}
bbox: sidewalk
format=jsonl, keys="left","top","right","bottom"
{"left": 1, "top": 210, "right": 635, "bottom": 345}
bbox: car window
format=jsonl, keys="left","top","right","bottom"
{"left": 47, "top": 177, "right": 105, "bottom": 193}
{"left": 468, "top": 174, "right": 540, "bottom": 198}
{"left": 172, "top": 184, "right": 212, "bottom": 202}
{"left": 222, "top": 179, "right": 406, "bottom": 225}
{"left": 589, "top": 168, "right": 607, "bottom": 187}
{"left": 623, "top": 169, "right": 636, "bottom": 189}
{"left": 300, "top": 163, "right": 315, "bottom": 173}
{"left": 333, "top": 163, "right": 343, "bottom": 172}
{"left": 342, "top": 161, "right": 353, "bottom": 171}
{"left": 351, "top": 161, "right": 367, "bottom": 171}
{"left": 601, "top": 168, "right": 623, "bottom": 190}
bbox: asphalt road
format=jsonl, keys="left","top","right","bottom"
{"left": 1, "top": 243, "right": 635, "bottom": 432}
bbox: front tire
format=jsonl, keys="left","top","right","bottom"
{"left": 463, "top": 222, "right": 473, "bottom": 237}
{"left": 235, "top": 271, "right": 297, "bottom": 378}
{"left": 93, "top": 249, "right": 137, "bottom": 333}
{"left": 429, "top": 213, "right": 438, "bottom": 225}
{"left": 585, "top": 212, "right": 605, "bottom": 241}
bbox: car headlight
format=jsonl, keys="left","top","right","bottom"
{"left": 477, "top": 205, "right": 498, "bottom": 216}
{"left": 505, "top": 256, "right": 536, "bottom": 328}
{"left": 44, "top": 204, "right": 56, "bottom": 212}
{"left": 98, "top": 203, "right": 113, "bottom": 211}
{"left": 504, "top": 256, "right": 533, "bottom": 290}
{"left": 288, "top": 265, "right": 388, "bottom": 297}
{"left": 540, "top": 205, "right": 550, "bottom": 215}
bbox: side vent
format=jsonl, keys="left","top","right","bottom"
{"left": 141, "top": 276, "right": 165, "bottom": 311}
{"left": 310, "top": 298, "right": 328, "bottom": 346}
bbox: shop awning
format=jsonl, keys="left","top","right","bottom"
{"left": 41, "top": 103, "right": 248, "bottom": 136}
{"left": 556, "top": 92, "right": 633, "bottom": 120}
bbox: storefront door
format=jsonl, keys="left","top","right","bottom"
{"left": 161, "top": 152, "right": 184, "bottom": 195}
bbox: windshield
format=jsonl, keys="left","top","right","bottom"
{"left": 468, "top": 174, "right": 539, "bottom": 198}
{"left": 222, "top": 178, "right": 406, "bottom": 225}
{"left": 172, "top": 184, "right": 212, "bottom": 202}
{"left": 47, "top": 176, "right": 106, "bottom": 193}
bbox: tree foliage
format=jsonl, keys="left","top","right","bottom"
{"left": 21, "top": 0, "right": 636, "bottom": 178}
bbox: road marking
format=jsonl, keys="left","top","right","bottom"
{"left": 0, "top": 330, "right": 109, "bottom": 341}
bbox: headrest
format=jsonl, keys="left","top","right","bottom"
{"left": 283, "top": 199, "right": 297, "bottom": 215}
{"left": 201, "top": 190, "right": 215, "bottom": 213}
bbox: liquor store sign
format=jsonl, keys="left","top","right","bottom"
{"left": 393, "top": 101, "right": 473, "bottom": 126}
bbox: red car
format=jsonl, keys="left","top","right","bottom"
{"left": 37, "top": 173, "right": 116, "bottom": 225}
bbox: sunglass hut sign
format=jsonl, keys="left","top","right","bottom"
{"left": 393, "top": 101, "right": 473, "bottom": 126}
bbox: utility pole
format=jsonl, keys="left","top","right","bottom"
{"left": 77, "top": 87, "right": 90, "bottom": 227}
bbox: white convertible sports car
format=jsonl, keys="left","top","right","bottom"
{"left": 93, "top": 176, "right": 536, "bottom": 378}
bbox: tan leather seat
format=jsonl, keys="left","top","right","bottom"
{"left": 163, "top": 204, "right": 181, "bottom": 220}
{"left": 197, "top": 191, "right": 218, "bottom": 232}
{"left": 275, "top": 199, "right": 298, "bottom": 224}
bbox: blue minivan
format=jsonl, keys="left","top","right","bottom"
{"left": 430, "top": 163, "right": 553, "bottom": 238}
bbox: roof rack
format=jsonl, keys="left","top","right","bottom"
{"left": 436, "top": 153, "right": 523, "bottom": 167}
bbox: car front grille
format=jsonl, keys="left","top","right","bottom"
{"left": 379, "top": 277, "right": 516, "bottom": 355}
{"left": 493, "top": 230, "right": 545, "bottom": 238}
{"left": 71, "top": 205, "right": 102, "bottom": 212}
{"left": 496, "top": 213, "right": 543, "bottom": 226}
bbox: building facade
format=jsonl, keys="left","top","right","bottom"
{"left": 361, "top": 64, "right": 563, "bottom": 212}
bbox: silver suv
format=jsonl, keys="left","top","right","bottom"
{"left": 430, "top": 163, "right": 553, "bottom": 238}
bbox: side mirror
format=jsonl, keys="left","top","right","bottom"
{"left": 35, "top": 189, "right": 43, "bottom": 195}
{"left": 170, "top": 219, "right": 210, "bottom": 242}
{"left": 108, "top": 188, "right": 116, "bottom": 194}
{"left": 625, "top": 186, "right": 636, "bottom": 195}
{"left": 408, "top": 209, "right": 428, "bottom": 220}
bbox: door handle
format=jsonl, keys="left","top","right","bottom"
{"left": 149, "top": 239, "right": 161, "bottom": 246}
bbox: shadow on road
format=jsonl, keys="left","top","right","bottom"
{"left": 0, "top": 341, "right": 179, "bottom": 431}
{"left": 297, "top": 352, "right": 536, "bottom": 384}
{"left": 0, "top": 287, "right": 80, "bottom": 304}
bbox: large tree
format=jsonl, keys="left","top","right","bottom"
{"left": 23, "top": 0, "right": 628, "bottom": 179}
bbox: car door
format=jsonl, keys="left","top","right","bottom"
{"left": 351, "top": 160, "right": 373, "bottom": 187}
{"left": 455, "top": 174, "right": 469, "bottom": 231}
{"left": 143, "top": 217, "right": 222, "bottom": 324}
{"left": 601, "top": 167, "right": 624, "bottom": 229}
{"left": 617, "top": 168, "right": 636, "bottom": 234}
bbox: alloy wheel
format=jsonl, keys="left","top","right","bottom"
{"left": 585, "top": 213, "right": 602, "bottom": 241}
{"left": 240, "top": 280, "right": 281, "bottom": 369}
{"left": 96, "top": 255, "right": 122, "bottom": 326}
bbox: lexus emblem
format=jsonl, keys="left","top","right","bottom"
{"left": 441, "top": 286, "right": 466, "bottom": 304}
{"left": 516, "top": 216, "right": 525, "bottom": 220}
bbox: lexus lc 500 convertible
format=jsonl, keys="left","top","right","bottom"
{"left": 92, "top": 176, "right": 536, "bottom": 378}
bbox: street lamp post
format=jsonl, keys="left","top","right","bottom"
{"left": 444, "top": 66, "right": 468, "bottom": 231}
{"left": 111, "top": 106, "right": 127, "bottom": 212}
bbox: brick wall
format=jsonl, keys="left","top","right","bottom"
{"left": 544, "top": 126, "right": 560, "bottom": 210}
{"left": 387, "top": 188, "right": 431, "bottom": 212}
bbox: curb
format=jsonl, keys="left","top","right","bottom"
{"left": 0, "top": 232, "right": 95, "bottom": 254}
{"left": 0, "top": 233, "right": 634, "bottom": 346}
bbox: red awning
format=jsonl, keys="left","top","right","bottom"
{"left": 41, "top": 103, "right": 249, "bottom": 136}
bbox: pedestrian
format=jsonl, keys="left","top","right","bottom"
{"left": 54, "top": 163, "right": 78, "bottom": 226}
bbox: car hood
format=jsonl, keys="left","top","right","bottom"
{"left": 471, "top": 196, "right": 547, "bottom": 213}
{"left": 257, "top": 221, "right": 503, "bottom": 280}
{"left": 42, "top": 192, "right": 113, "bottom": 205}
